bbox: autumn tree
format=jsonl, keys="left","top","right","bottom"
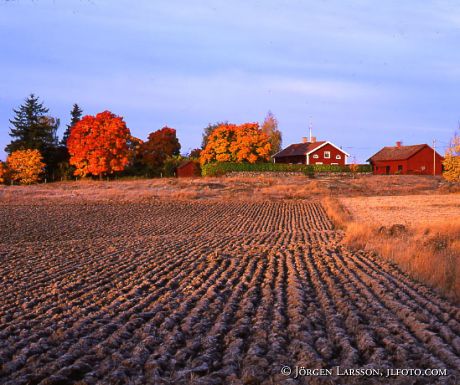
{"left": 139, "top": 127, "right": 181, "bottom": 173}
{"left": 67, "top": 111, "right": 131, "bottom": 178}
{"left": 7, "top": 149, "right": 45, "bottom": 184}
{"left": 200, "top": 123, "right": 271, "bottom": 165}
{"left": 120, "top": 135, "right": 147, "bottom": 176}
{"left": 0, "top": 162, "right": 7, "bottom": 184}
{"left": 443, "top": 130, "right": 460, "bottom": 182}
{"left": 349, "top": 156, "right": 359, "bottom": 177}
{"left": 261, "top": 111, "right": 282, "bottom": 155}
{"left": 201, "top": 121, "right": 228, "bottom": 149}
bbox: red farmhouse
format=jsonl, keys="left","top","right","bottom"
{"left": 272, "top": 137, "right": 349, "bottom": 165}
{"left": 367, "top": 142, "right": 444, "bottom": 175}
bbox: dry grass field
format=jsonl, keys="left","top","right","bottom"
{"left": 0, "top": 175, "right": 459, "bottom": 384}
{"left": 0, "top": 176, "right": 324, "bottom": 204}
{"left": 324, "top": 193, "right": 460, "bottom": 302}
{"left": 341, "top": 195, "right": 460, "bottom": 226}
{"left": 0, "top": 173, "right": 455, "bottom": 205}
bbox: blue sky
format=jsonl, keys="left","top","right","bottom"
{"left": 1, "top": 0, "right": 459, "bottom": 162}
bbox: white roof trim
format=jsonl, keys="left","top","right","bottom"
{"left": 306, "top": 141, "right": 350, "bottom": 157}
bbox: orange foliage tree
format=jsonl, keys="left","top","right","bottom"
{"left": 7, "top": 149, "right": 45, "bottom": 184}
{"left": 0, "top": 161, "right": 7, "bottom": 184}
{"left": 67, "top": 111, "right": 131, "bottom": 177}
{"left": 349, "top": 156, "right": 359, "bottom": 177}
{"left": 139, "top": 127, "right": 181, "bottom": 171}
{"left": 200, "top": 123, "right": 271, "bottom": 165}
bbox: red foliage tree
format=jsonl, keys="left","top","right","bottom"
{"left": 67, "top": 111, "right": 131, "bottom": 177}
{"left": 139, "top": 126, "right": 181, "bottom": 171}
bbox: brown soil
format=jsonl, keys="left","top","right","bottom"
{"left": 0, "top": 201, "right": 459, "bottom": 384}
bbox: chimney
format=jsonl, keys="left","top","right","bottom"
{"left": 302, "top": 137, "right": 308, "bottom": 143}
{"left": 396, "top": 141, "right": 402, "bottom": 147}
{"left": 311, "top": 136, "right": 317, "bottom": 143}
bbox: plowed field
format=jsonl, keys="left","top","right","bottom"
{"left": 0, "top": 201, "right": 459, "bottom": 385}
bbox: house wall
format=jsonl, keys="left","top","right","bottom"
{"left": 372, "top": 160, "right": 408, "bottom": 175}
{"left": 407, "top": 146, "right": 444, "bottom": 175}
{"left": 371, "top": 147, "right": 444, "bottom": 175}
{"left": 308, "top": 143, "right": 347, "bottom": 165}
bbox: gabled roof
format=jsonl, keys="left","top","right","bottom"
{"left": 273, "top": 141, "right": 349, "bottom": 158}
{"left": 367, "top": 144, "right": 429, "bottom": 162}
{"left": 306, "top": 141, "right": 350, "bottom": 157}
{"left": 272, "top": 141, "right": 325, "bottom": 158}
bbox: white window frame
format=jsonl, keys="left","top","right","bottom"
{"left": 324, "top": 151, "right": 331, "bottom": 159}
{"left": 316, "top": 162, "right": 323, "bottom": 165}
{"left": 336, "top": 154, "right": 341, "bottom": 159}
{"left": 313, "top": 154, "right": 319, "bottom": 159}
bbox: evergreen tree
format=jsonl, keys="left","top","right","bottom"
{"left": 6, "top": 94, "right": 61, "bottom": 180}
{"left": 6, "top": 94, "right": 59, "bottom": 156}
{"left": 62, "top": 104, "right": 83, "bottom": 146}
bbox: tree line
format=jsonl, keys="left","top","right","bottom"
{"left": 0, "top": 94, "right": 283, "bottom": 184}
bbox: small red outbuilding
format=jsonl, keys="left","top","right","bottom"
{"left": 177, "top": 160, "right": 201, "bottom": 177}
{"left": 368, "top": 142, "right": 444, "bottom": 175}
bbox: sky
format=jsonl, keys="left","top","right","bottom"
{"left": 1, "top": 0, "right": 459, "bottom": 162}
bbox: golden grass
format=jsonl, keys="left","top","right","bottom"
{"left": 322, "top": 196, "right": 352, "bottom": 229}
{"left": 325, "top": 196, "right": 460, "bottom": 301}
{"left": 341, "top": 194, "right": 460, "bottom": 226}
{"left": 0, "top": 176, "right": 328, "bottom": 203}
{"left": 324, "top": 174, "right": 445, "bottom": 196}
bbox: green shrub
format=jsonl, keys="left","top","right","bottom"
{"left": 162, "top": 156, "right": 184, "bottom": 177}
{"left": 201, "top": 162, "right": 372, "bottom": 176}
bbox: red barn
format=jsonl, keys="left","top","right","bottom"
{"left": 368, "top": 142, "right": 444, "bottom": 175}
{"left": 177, "top": 160, "right": 201, "bottom": 177}
{"left": 272, "top": 137, "right": 349, "bottom": 165}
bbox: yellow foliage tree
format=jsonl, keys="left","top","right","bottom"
{"left": 7, "top": 149, "right": 45, "bottom": 184}
{"left": 200, "top": 123, "right": 271, "bottom": 165}
{"left": 349, "top": 156, "right": 359, "bottom": 177}
{"left": 0, "top": 162, "right": 7, "bottom": 184}
{"left": 261, "top": 111, "right": 282, "bottom": 155}
{"left": 443, "top": 131, "right": 460, "bottom": 182}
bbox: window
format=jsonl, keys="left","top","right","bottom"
{"left": 313, "top": 154, "right": 319, "bottom": 159}
{"left": 331, "top": 163, "right": 338, "bottom": 165}
{"left": 336, "top": 155, "right": 341, "bottom": 160}
{"left": 324, "top": 151, "right": 330, "bottom": 159}
{"left": 316, "top": 162, "right": 323, "bottom": 165}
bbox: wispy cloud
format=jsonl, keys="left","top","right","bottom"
{"left": 0, "top": 0, "right": 458, "bottom": 162}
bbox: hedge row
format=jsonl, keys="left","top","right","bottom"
{"left": 201, "top": 162, "right": 372, "bottom": 176}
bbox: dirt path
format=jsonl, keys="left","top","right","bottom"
{"left": 0, "top": 201, "right": 458, "bottom": 385}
